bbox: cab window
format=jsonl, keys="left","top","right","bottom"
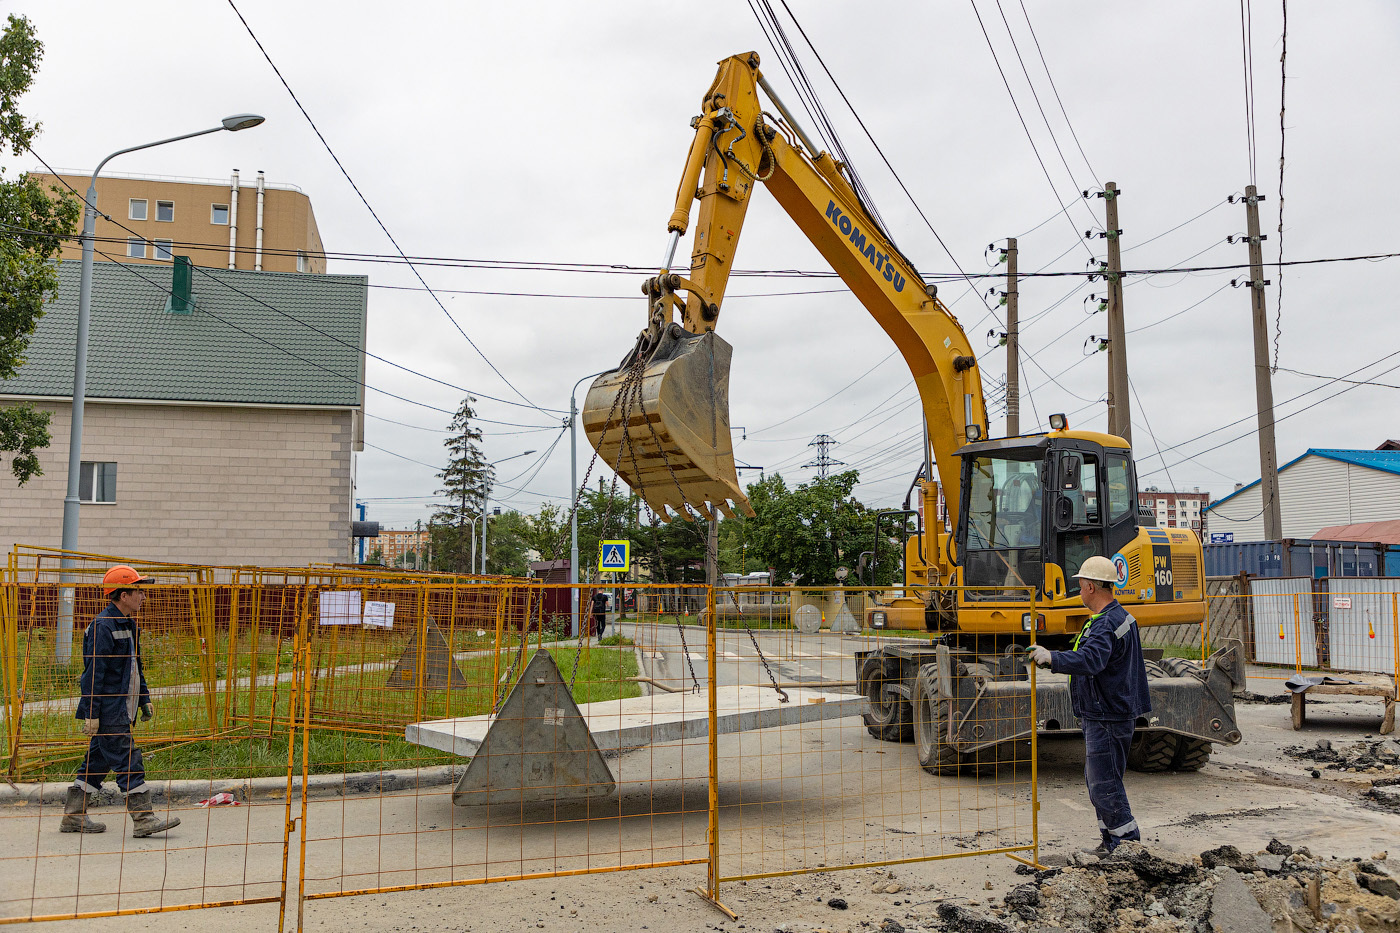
{"left": 1106, "top": 454, "right": 1134, "bottom": 523}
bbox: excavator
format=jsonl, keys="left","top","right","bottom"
{"left": 583, "top": 52, "right": 1241, "bottom": 775}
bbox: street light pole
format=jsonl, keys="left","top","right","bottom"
{"left": 55, "top": 114, "right": 265, "bottom": 663}
{"left": 569, "top": 371, "right": 606, "bottom": 636}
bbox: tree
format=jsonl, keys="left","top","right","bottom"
{"left": 523, "top": 502, "right": 565, "bottom": 561}
{"left": 744, "top": 470, "right": 876, "bottom": 586}
{"left": 365, "top": 546, "right": 384, "bottom": 566}
{"left": 0, "top": 15, "right": 80, "bottom": 483}
{"left": 484, "top": 509, "right": 532, "bottom": 576}
{"left": 430, "top": 396, "right": 491, "bottom": 572}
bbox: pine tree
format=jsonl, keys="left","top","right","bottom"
{"left": 430, "top": 397, "right": 492, "bottom": 572}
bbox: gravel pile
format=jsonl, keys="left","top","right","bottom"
{"left": 924, "top": 841, "right": 1400, "bottom": 933}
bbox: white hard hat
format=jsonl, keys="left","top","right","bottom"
{"left": 1074, "top": 555, "right": 1118, "bottom": 584}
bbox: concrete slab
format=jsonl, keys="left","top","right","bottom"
{"left": 406, "top": 685, "right": 868, "bottom": 758}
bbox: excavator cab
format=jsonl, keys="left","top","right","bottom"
{"left": 956, "top": 432, "right": 1140, "bottom": 601}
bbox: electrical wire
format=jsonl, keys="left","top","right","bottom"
{"left": 1015, "top": 0, "right": 1100, "bottom": 185}
{"left": 225, "top": 0, "right": 554, "bottom": 419}
{"left": 23, "top": 148, "right": 567, "bottom": 418}
{"left": 968, "top": 0, "right": 1096, "bottom": 255}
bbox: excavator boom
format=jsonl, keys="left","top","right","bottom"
{"left": 584, "top": 52, "right": 987, "bottom": 523}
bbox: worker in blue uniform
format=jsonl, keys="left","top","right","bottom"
{"left": 60, "top": 566, "right": 180, "bottom": 837}
{"left": 1029, "top": 555, "right": 1151, "bottom": 854}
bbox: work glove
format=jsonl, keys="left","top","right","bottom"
{"left": 140, "top": 702, "right": 153, "bottom": 723}
{"left": 1028, "top": 645, "right": 1053, "bottom": 667}
{"left": 82, "top": 718, "right": 101, "bottom": 737}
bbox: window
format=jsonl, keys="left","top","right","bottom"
{"left": 155, "top": 200, "right": 174, "bottom": 222}
{"left": 297, "top": 250, "right": 309, "bottom": 272}
{"left": 129, "top": 199, "right": 148, "bottom": 221}
{"left": 211, "top": 203, "right": 229, "bottom": 225}
{"left": 153, "top": 239, "right": 173, "bottom": 261}
{"left": 79, "top": 462, "right": 117, "bottom": 503}
{"left": 126, "top": 238, "right": 147, "bottom": 259}
{"left": 1105, "top": 454, "right": 1134, "bottom": 523}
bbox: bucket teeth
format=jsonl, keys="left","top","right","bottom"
{"left": 583, "top": 330, "right": 753, "bottom": 521}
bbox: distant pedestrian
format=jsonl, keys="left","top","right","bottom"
{"left": 61, "top": 566, "right": 180, "bottom": 837}
{"left": 1029, "top": 555, "right": 1150, "bottom": 855}
{"left": 590, "top": 590, "right": 609, "bottom": 639}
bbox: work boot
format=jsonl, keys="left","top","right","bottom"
{"left": 59, "top": 785, "right": 106, "bottom": 833}
{"left": 126, "top": 790, "right": 180, "bottom": 838}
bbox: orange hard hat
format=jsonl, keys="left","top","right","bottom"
{"left": 102, "top": 565, "right": 155, "bottom": 595}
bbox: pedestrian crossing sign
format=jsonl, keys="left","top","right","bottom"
{"left": 597, "top": 540, "right": 630, "bottom": 572}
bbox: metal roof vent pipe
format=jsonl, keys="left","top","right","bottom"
{"left": 164, "top": 256, "right": 196, "bottom": 314}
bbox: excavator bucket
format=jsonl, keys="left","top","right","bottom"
{"left": 583, "top": 326, "right": 752, "bottom": 521}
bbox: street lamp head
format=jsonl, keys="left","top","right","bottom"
{"left": 221, "top": 113, "right": 266, "bottom": 132}
{"left": 523, "top": 450, "right": 537, "bottom": 456}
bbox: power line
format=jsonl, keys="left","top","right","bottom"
{"left": 968, "top": 0, "right": 1097, "bottom": 254}
{"left": 1015, "top": 0, "right": 1100, "bottom": 185}
{"left": 224, "top": 0, "right": 553, "bottom": 420}
{"left": 22, "top": 148, "right": 566, "bottom": 419}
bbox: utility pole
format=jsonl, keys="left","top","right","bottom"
{"left": 1096, "top": 182, "right": 1132, "bottom": 444}
{"left": 1005, "top": 237, "right": 1020, "bottom": 436}
{"left": 1242, "top": 184, "right": 1284, "bottom": 539}
{"left": 706, "top": 517, "right": 719, "bottom": 588}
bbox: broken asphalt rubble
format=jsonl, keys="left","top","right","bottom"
{"left": 922, "top": 841, "right": 1400, "bottom": 933}
{"left": 1285, "top": 739, "right": 1400, "bottom": 810}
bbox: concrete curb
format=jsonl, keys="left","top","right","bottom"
{"left": 0, "top": 764, "right": 465, "bottom": 807}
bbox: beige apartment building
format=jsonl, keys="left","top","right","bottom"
{"left": 371, "top": 529, "right": 431, "bottom": 566}
{"left": 34, "top": 169, "right": 325, "bottom": 274}
{"left": 0, "top": 260, "right": 366, "bottom": 567}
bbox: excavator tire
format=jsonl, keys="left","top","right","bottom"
{"left": 1127, "top": 658, "right": 1214, "bottom": 772}
{"left": 860, "top": 655, "right": 913, "bottom": 742}
{"left": 912, "top": 664, "right": 965, "bottom": 775}
{"left": 1127, "top": 732, "right": 1180, "bottom": 773}
{"left": 1160, "top": 656, "right": 1202, "bottom": 678}
{"left": 910, "top": 664, "right": 1023, "bottom": 776}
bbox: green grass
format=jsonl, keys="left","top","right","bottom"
{"left": 4, "top": 645, "right": 640, "bottom": 783}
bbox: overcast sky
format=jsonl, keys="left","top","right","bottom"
{"left": 7, "top": 1, "right": 1398, "bottom": 530}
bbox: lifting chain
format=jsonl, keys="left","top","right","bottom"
{"left": 674, "top": 615, "right": 702, "bottom": 695}
{"left": 743, "top": 624, "right": 788, "bottom": 703}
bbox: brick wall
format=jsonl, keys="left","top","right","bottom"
{"left": 0, "top": 400, "right": 353, "bottom": 566}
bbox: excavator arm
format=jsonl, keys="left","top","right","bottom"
{"left": 584, "top": 52, "right": 988, "bottom": 525}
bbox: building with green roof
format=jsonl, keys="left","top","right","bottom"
{"left": 0, "top": 259, "right": 367, "bottom": 566}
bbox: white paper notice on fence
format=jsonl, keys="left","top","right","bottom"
{"left": 319, "top": 590, "right": 362, "bottom": 626}
{"left": 364, "top": 600, "right": 395, "bottom": 629}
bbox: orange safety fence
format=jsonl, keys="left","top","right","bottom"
{"left": 1, "top": 568, "right": 1045, "bottom": 929}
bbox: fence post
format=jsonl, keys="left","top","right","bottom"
{"left": 1293, "top": 593, "right": 1304, "bottom": 673}
{"left": 277, "top": 587, "right": 308, "bottom": 933}
{"left": 1027, "top": 585, "right": 1041, "bottom": 868}
{"left": 1392, "top": 593, "right": 1399, "bottom": 703}
{"left": 297, "top": 586, "right": 315, "bottom": 933}
{"left": 705, "top": 583, "right": 722, "bottom": 905}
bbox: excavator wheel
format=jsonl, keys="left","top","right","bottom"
{"left": 1160, "top": 656, "right": 1202, "bottom": 678}
{"left": 859, "top": 656, "right": 913, "bottom": 742}
{"left": 910, "top": 664, "right": 1024, "bottom": 776}
{"left": 912, "top": 665, "right": 964, "bottom": 775}
{"left": 1126, "top": 732, "right": 1180, "bottom": 773}
{"left": 1127, "top": 658, "right": 1213, "bottom": 772}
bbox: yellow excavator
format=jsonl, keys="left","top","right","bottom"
{"left": 584, "top": 52, "right": 1241, "bottom": 774}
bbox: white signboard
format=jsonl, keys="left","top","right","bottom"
{"left": 1333, "top": 596, "right": 1353, "bottom": 610}
{"left": 319, "top": 590, "right": 362, "bottom": 626}
{"left": 364, "top": 600, "right": 396, "bottom": 629}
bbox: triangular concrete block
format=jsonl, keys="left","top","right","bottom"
{"left": 452, "top": 650, "right": 616, "bottom": 806}
{"left": 387, "top": 616, "right": 469, "bottom": 690}
{"left": 829, "top": 600, "right": 860, "bottom": 634}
